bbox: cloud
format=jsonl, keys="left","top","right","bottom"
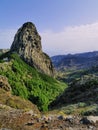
{"left": 0, "top": 29, "right": 16, "bottom": 49}
{"left": 41, "top": 22, "right": 98, "bottom": 56}
{"left": 0, "top": 22, "right": 98, "bottom": 56}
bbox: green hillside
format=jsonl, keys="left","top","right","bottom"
{"left": 0, "top": 52, "right": 67, "bottom": 111}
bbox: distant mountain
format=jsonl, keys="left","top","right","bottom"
{"left": 50, "top": 52, "right": 98, "bottom": 115}
{"left": 51, "top": 51, "right": 98, "bottom": 71}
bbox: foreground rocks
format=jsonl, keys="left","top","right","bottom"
{"left": 0, "top": 109, "right": 98, "bottom": 130}
{"left": 10, "top": 22, "right": 54, "bottom": 77}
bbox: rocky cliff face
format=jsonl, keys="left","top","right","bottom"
{"left": 10, "top": 22, "right": 54, "bottom": 76}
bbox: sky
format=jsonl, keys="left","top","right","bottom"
{"left": 0, "top": 0, "right": 98, "bottom": 56}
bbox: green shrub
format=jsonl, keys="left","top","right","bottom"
{"left": 0, "top": 52, "right": 67, "bottom": 111}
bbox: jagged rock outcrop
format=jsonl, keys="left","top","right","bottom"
{"left": 0, "top": 49, "right": 9, "bottom": 55}
{"left": 10, "top": 22, "right": 54, "bottom": 76}
{"left": 0, "top": 75, "right": 11, "bottom": 91}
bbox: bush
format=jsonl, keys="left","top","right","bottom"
{"left": 0, "top": 53, "right": 67, "bottom": 111}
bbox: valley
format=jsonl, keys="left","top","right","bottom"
{"left": 0, "top": 22, "right": 98, "bottom": 130}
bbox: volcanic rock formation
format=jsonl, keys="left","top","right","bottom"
{"left": 10, "top": 22, "right": 54, "bottom": 76}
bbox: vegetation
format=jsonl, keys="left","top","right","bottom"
{"left": 56, "top": 65, "right": 98, "bottom": 85}
{"left": 0, "top": 88, "right": 39, "bottom": 113}
{"left": 0, "top": 52, "right": 67, "bottom": 111}
{"left": 54, "top": 102, "right": 98, "bottom": 116}
{"left": 50, "top": 69, "right": 98, "bottom": 115}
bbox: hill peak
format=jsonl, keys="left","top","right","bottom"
{"left": 10, "top": 22, "right": 54, "bottom": 76}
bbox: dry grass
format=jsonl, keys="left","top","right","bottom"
{"left": 0, "top": 88, "right": 39, "bottom": 113}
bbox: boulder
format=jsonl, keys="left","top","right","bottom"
{"left": 80, "top": 116, "right": 98, "bottom": 124}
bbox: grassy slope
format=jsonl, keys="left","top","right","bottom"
{"left": 56, "top": 65, "right": 98, "bottom": 84}
{"left": 0, "top": 52, "right": 67, "bottom": 111}
{"left": 0, "top": 88, "right": 39, "bottom": 114}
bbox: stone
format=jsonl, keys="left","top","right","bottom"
{"left": 57, "top": 115, "right": 64, "bottom": 120}
{"left": 10, "top": 22, "right": 54, "bottom": 76}
{"left": 0, "top": 75, "right": 11, "bottom": 91}
{"left": 65, "top": 116, "right": 74, "bottom": 123}
{"left": 80, "top": 116, "right": 98, "bottom": 126}
{"left": 80, "top": 117, "right": 92, "bottom": 124}
{"left": 87, "top": 116, "right": 98, "bottom": 124}
{"left": 25, "top": 110, "right": 34, "bottom": 115}
{"left": 88, "top": 125, "right": 95, "bottom": 130}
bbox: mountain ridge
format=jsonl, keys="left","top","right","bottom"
{"left": 51, "top": 51, "right": 98, "bottom": 71}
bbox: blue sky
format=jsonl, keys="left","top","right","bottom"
{"left": 0, "top": 0, "right": 98, "bottom": 56}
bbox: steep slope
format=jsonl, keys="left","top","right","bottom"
{"left": 50, "top": 74, "right": 98, "bottom": 115}
{"left": 0, "top": 89, "right": 39, "bottom": 114}
{"left": 0, "top": 75, "right": 38, "bottom": 110}
{"left": 10, "top": 22, "right": 54, "bottom": 77}
{"left": 0, "top": 76, "right": 40, "bottom": 130}
{"left": 0, "top": 75, "right": 11, "bottom": 91}
{"left": 0, "top": 52, "right": 66, "bottom": 111}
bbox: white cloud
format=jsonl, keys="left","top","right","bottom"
{"left": 0, "top": 22, "right": 98, "bottom": 56}
{"left": 41, "top": 22, "right": 98, "bottom": 56}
